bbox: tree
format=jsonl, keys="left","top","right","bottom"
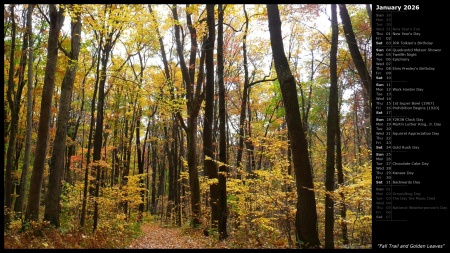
{"left": 324, "top": 4, "right": 338, "bottom": 249}
{"left": 266, "top": 4, "right": 320, "bottom": 248}
{"left": 336, "top": 109, "right": 349, "bottom": 245}
{"left": 25, "top": 4, "right": 65, "bottom": 223}
{"left": 5, "top": 4, "right": 32, "bottom": 226}
{"left": 148, "top": 4, "right": 170, "bottom": 218}
{"left": 338, "top": 4, "right": 372, "bottom": 147}
{"left": 235, "top": 4, "right": 250, "bottom": 172}
{"left": 80, "top": 37, "right": 100, "bottom": 228}
{"left": 92, "top": 4, "right": 122, "bottom": 231}
{"left": 44, "top": 5, "right": 82, "bottom": 227}
{"left": 172, "top": 4, "right": 205, "bottom": 227}
{"left": 204, "top": 3, "right": 219, "bottom": 228}
{"left": 4, "top": 4, "right": 17, "bottom": 228}
{"left": 217, "top": 3, "right": 228, "bottom": 240}
{"left": 14, "top": 4, "right": 35, "bottom": 220}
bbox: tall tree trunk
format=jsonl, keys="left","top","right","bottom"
{"left": 44, "top": 6, "right": 82, "bottom": 227}
{"left": 149, "top": 3, "right": 174, "bottom": 223}
{"left": 25, "top": 4, "right": 65, "bottom": 223}
{"left": 4, "top": 5, "right": 17, "bottom": 227}
{"left": 172, "top": 4, "right": 204, "bottom": 227}
{"left": 324, "top": 4, "right": 338, "bottom": 249}
{"left": 80, "top": 44, "right": 100, "bottom": 228}
{"left": 145, "top": 142, "right": 151, "bottom": 212}
{"left": 235, "top": 4, "right": 250, "bottom": 173}
{"left": 158, "top": 145, "right": 166, "bottom": 220}
{"left": 122, "top": 99, "right": 137, "bottom": 219}
{"left": 246, "top": 90, "right": 256, "bottom": 175}
{"left": 93, "top": 10, "right": 119, "bottom": 229}
{"left": 267, "top": 4, "right": 320, "bottom": 248}
{"left": 164, "top": 123, "right": 174, "bottom": 221}
{"left": 204, "top": 4, "right": 219, "bottom": 228}
{"left": 157, "top": 136, "right": 166, "bottom": 217}
{"left": 336, "top": 113, "right": 349, "bottom": 244}
{"left": 136, "top": 109, "right": 145, "bottom": 221}
{"left": 217, "top": 4, "right": 228, "bottom": 240}
{"left": 65, "top": 81, "right": 88, "bottom": 184}
{"left": 171, "top": 120, "right": 180, "bottom": 225}
{"left": 339, "top": 4, "right": 372, "bottom": 148}
{"left": 176, "top": 123, "right": 183, "bottom": 226}
{"left": 15, "top": 4, "right": 35, "bottom": 221}
{"left": 10, "top": 10, "right": 30, "bottom": 217}
{"left": 4, "top": 5, "right": 20, "bottom": 228}
{"left": 151, "top": 139, "right": 158, "bottom": 214}
{"left": 6, "top": 3, "right": 30, "bottom": 223}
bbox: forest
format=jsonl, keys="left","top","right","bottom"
{"left": 4, "top": 4, "right": 372, "bottom": 249}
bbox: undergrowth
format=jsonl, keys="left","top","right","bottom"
{"left": 3, "top": 214, "right": 146, "bottom": 249}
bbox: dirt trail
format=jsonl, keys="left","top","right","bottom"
{"left": 128, "top": 223, "right": 212, "bottom": 249}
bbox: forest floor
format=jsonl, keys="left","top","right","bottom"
{"left": 4, "top": 219, "right": 289, "bottom": 249}
{"left": 128, "top": 222, "right": 229, "bottom": 249}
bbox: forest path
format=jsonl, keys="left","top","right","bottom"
{"left": 128, "top": 222, "right": 218, "bottom": 249}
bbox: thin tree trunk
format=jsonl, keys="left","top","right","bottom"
{"left": 122, "top": 98, "right": 137, "bottom": 218}
{"left": 172, "top": 4, "right": 204, "bottom": 227}
{"left": 93, "top": 7, "right": 119, "bottom": 229}
{"left": 80, "top": 44, "right": 100, "bottom": 228}
{"left": 339, "top": 4, "right": 372, "bottom": 148}
{"left": 246, "top": 90, "right": 256, "bottom": 175}
{"left": 176, "top": 123, "right": 183, "bottom": 226}
{"left": 157, "top": 136, "right": 166, "bottom": 217}
{"left": 204, "top": 4, "right": 219, "bottom": 228}
{"left": 164, "top": 123, "right": 174, "bottom": 221}
{"left": 4, "top": 4, "right": 17, "bottom": 228}
{"left": 336, "top": 112, "right": 349, "bottom": 244}
{"left": 217, "top": 3, "right": 228, "bottom": 240}
{"left": 235, "top": 4, "right": 250, "bottom": 173}
{"left": 136, "top": 109, "right": 145, "bottom": 221}
{"left": 172, "top": 120, "right": 180, "bottom": 225}
{"left": 151, "top": 138, "right": 157, "bottom": 214}
{"left": 324, "top": 4, "right": 338, "bottom": 249}
{"left": 15, "top": 4, "right": 35, "bottom": 221}
{"left": 10, "top": 9, "right": 31, "bottom": 215}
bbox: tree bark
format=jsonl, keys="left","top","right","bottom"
{"left": 151, "top": 138, "right": 158, "bottom": 214}
{"left": 324, "top": 4, "right": 338, "bottom": 249}
{"left": 11, "top": 8, "right": 30, "bottom": 214}
{"left": 217, "top": 4, "right": 228, "bottom": 240}
{"left": 80, "top": 43, "right": 100, "bottom": 228}
{"left": 4, "top": 4, "right": 18, "bottom": 228}
{"left": 204, "top": 3, "right": 219, "bottom": 228}
{"left": 235, "top": 5, "right": 250, "bottom": 173}
{"left": 336, "top": 113, "right": 349, "bottom": 244}
{"left": 14, "top": 4, "right": 35, "bottom": 221}
{"left": 267, "top": 4, "right": 320, "bottom": 248}
{"left": 338, "top": 4, "right": 372, "bottom": 103}
{"left": 25, "top": 4, "right": 65, "bottom": 223}
{"left": 5, "top": 4, "right": 29, "bottom": 227}
{"left": 136, "top": 109, "right": 145, "bottom": 221}
{"left": 164, "top": 123, "right": 174, "bottom": 221}
{"left": 93, "top": 6, "right": 120, "bottom": 230}
{"left": 339, "top": 4, "right": 372, "bottom": 148}
{"left": 172, "top": 4, "right": 204, "bottom": 227}
{"left": 44, "top": 6, "right": 82, "bottom": 227}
